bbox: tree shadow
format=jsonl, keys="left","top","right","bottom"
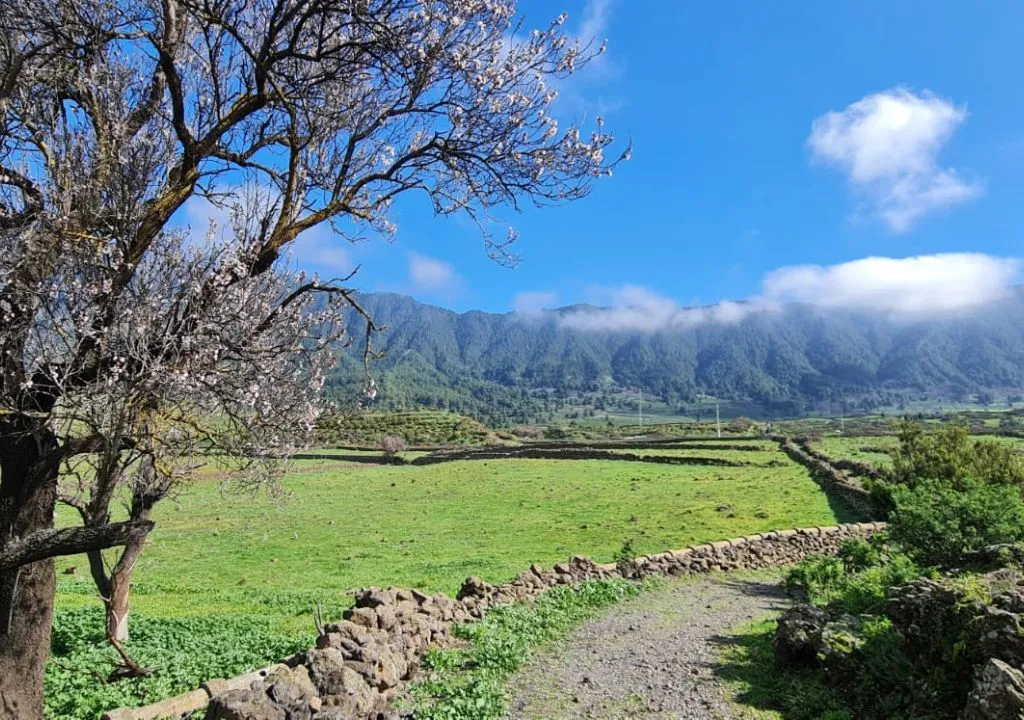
{"left": 714, "top": 577, "right": 790, "bottom": 603}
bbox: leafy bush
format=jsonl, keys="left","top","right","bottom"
{"left": 785, "top": 541, "right": 921, "bottom": 614}
{"left": 785, "top": 555, "right": 846, "bottom": 603}
{"left": 888, "top": 476, "right": 1024, "bottom": 567}
{"left": 46, "top": 607, "right": 308, "bottom": 720}
{"left": 412, "top": 579, "right": 641, "bottom": 720}
{"left": 888, "top": 420, "right": 1024, "bottom": 489}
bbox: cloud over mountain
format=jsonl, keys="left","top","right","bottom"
{"left": 558, "top": 253, "right": 1021, "bottom": 332}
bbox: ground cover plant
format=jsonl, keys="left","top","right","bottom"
{"left": 45, "top": 609, "right": 308, "bottom": 720}
{"left": 51, "top": 450, "right": 853, "bottom": 718}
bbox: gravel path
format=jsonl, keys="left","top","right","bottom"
{"left": 505, "top": 573, "right": 789, "bottom": 720}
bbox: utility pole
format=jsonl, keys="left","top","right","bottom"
{"left": 638, "top": 389, "right": 643, "bottom": 427}
{"left": 716, "top": 400, "right": 721, "bottom": 439}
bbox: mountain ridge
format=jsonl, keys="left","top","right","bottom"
{"left": 326, "top": 289, "right": 1024, "bottom": 424}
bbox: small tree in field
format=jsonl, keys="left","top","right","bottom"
{"left": 0, "top": 0, "right": 625, "bottom": 715}
{"left": 380, "top": 435, "right": 408, "bottom": 456}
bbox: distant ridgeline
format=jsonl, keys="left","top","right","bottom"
{"left": 325, "top": 290, "right": 1024, "bottom": 425}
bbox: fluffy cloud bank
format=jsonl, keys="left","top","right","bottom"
{"left": 558, "top": 253, "right": 1021, "bottom": 332}
{"left": 808, "top": 88, "right": 982, "bottom": 232}
{"left": 559, "top": 285, "right": 749, "bottom": 332}
{"left": 762, "top": 253, "right": 1019, "bottom": 314}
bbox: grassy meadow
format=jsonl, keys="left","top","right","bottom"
{"left": 809, "top": 433, "right": 1024, "bottom": 471}
{"left": 55, "top": 451, "right": 856, "bottom": 629}
{"left": 49, "top": 444, "right": 860, "bottom": 718}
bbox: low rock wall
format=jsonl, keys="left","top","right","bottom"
{"left": 410, "top": 446, "right": 750, "bottom": 467}
{"left": 778, "top": 438, "right": 881, "bottom": 519}
{"left": 104, "top": 521, "right": 885, "bottom": 720}
{"left": 791, "top": 438, "right": 885, "bottom": 480}
{"left": 520, "top": 440, "right": 770, "bottom": 452}
{"left": 292, "top": 446, "right": 763, "bottom": 468}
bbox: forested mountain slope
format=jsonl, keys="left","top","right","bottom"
{"left": 327, "top": 290, "right": 1024, "bottom": 423}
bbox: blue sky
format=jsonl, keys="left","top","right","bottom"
{"left": 288, "top": 0, "right": 1024, "bottom": 315}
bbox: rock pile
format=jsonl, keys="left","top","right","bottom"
{"left": 204, "top": 558, "right": 619, "bottom": 720}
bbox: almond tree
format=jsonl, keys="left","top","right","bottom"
{"left": 54, "top": 217, "right": 359, "bottom": 674}
{"left": 0, "top": 0, "right": 624, "bottom": 716}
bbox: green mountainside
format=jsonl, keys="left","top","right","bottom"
{"left": 326, "top": 290, "right": 1024, "bottom": 425}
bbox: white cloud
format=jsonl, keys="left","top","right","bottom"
{"left": 558, "top": 253, "right": 1021, "bottom": 332}
{"left": 408, "top": 252, "right": 460, "bottom": 292}
{"left": 514, "top": 290, "right": 559, "bottom": 315}
{"left": 808, "top": 88, "right": 983, "bottom": 232}
{"left": 761, "top": 253, "right": 1020, "bottom": 314}
{"left": 559, "top": 285, "right": 759, "bottom": 332}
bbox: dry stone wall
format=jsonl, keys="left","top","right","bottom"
{"left": 103, "top": 521, "right": 885, "bottom": 720}
{"left": 792, "top": 438, "right": 885, "bottom": 481}
{"left": 410, "top": 445, "right": 751, "bottom": 467}
{"left": 291, "top": 446, "right": 760, "bottom": 468}
{"left": 777, "top": 438, "right": 881, "bottom": 518}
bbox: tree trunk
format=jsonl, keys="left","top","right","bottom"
{"left": 106, "top": 526, "right": 146, "bottom": 644}
{"left": 0, "top": 425, "right": 58, "bottom": 720}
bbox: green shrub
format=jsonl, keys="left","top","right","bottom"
{"left": 785, "top": 555, "right": 847, "bottom": 604}
{"left": 888, "top": 420, "right": 1024, "bottom": 489}
{"left": 889, "top": 476, "right": 1024, "bottom": 567}
{"left": 829, "top": 555, "right": 920, "bottom": 614}
{"left": 785, "top": 543, "right": 920, "bottom": 614}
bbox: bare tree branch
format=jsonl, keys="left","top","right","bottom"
{"left": 0, "top": 522, "right": 154, "bottom": 572}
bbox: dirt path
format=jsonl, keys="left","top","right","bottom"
{"left": 506, "top": 573, "right": 788, "bottom": 720}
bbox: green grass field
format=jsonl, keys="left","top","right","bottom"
{"left": 810, "top": 433, "right": 1024, "bottom": 471}
{"left": 55, "top": 453, "right": 856, "bottom": 629}
{"left": 810, "top": 435, "right": 898, "bottom": 468}
{"left": 48, "top": 447, "right": 860, "bottom": 718}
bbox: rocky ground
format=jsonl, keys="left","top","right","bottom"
{"left": 506, "top": 572, "right": 788, "bottom": 720}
